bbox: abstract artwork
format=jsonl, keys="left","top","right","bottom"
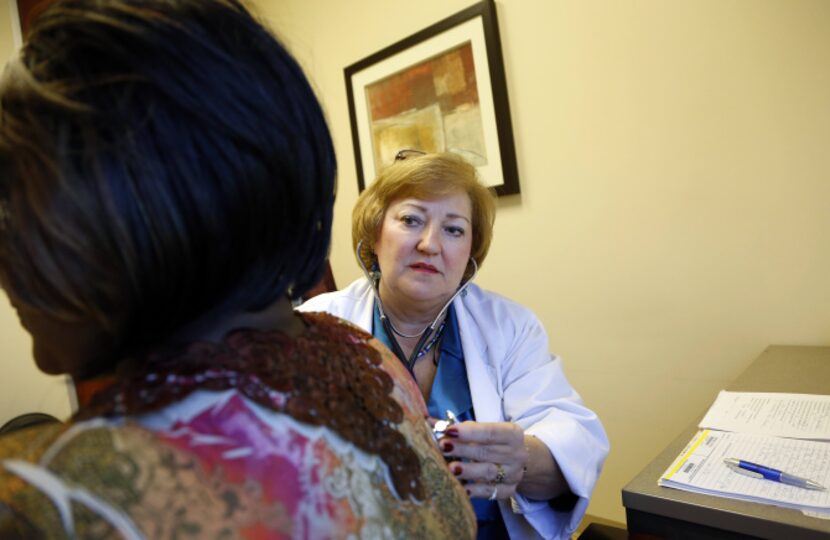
{"left": 367, "top": 42, "right": 486, "bottom": 169}
{"left": 345, "top": 0, "right": 519, "bottom": 195}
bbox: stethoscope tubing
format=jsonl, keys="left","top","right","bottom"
{"left": 355, "top": 240, "right": 478, "bottom": 373}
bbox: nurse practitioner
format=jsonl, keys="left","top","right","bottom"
{"left": 300, "top": 151, "right": 609, "bottom": 539}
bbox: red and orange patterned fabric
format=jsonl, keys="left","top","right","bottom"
{"left": 0, "top": 312, "right": 475, "bottom": 538}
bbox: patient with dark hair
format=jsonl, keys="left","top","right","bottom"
{"left": 0, "top": 0, "right": 475, "bottom": 537}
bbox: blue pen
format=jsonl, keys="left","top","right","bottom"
{"left": 724, "top": 458, "right": 826, "bottom": 491}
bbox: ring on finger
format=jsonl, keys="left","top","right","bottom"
{"left": 488, "top": 484, "right": 498, "bottom": 501}
{"left": 494, "top": 463, "right": 506, "bottom": 484}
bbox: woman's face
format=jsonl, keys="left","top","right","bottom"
{"left": 4, "top": 291, "right": 113, "bottom": 378}
{"left": 374, "top": 191, "right": 473, "bottom": 309}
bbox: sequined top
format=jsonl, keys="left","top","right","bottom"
{"left": 0, "top": 312, "right": 476, "bottom": 538}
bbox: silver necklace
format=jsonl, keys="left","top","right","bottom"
{"left": 387, "top": 317, "right": 437, "bottom": 339}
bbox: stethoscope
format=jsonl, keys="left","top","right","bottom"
{"left": 356, "top": 240, "right": 478, "bottom": 374}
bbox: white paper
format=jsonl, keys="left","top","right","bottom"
{"left": 659, "top": 430, "right": 830, "bottom": 511}
{"left": 699, "top": 391, "right": 830, "bottom": 440}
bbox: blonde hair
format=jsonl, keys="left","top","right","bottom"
{"left": 352, "top": 152, "right": 496, "bottom": 280}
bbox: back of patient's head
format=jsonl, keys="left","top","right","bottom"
{"left": 0, "top": 0, "right": 336, "bottom": 375}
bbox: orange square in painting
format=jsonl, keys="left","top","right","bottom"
{"left": 17, "top": 0, "right": 55, "bottom": 37}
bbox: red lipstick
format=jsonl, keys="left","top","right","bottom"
{"left": 410, "top": 262, "right": 439, "bottom": 273}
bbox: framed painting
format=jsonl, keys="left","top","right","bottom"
{"left": 344, "top": 0, "right": 519, "bottom": 196}
{"left": 14, "top": 0, "right": 55, "bottom": 41}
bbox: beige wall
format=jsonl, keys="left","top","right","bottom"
{"left": 0, "top": 0, "right": 827, "bottom": 524}
{"left": 254, "top": 0, "right": 830, "bottom": 523}
{"left": 0, "top": 1, "right": 73, "bottom": 426}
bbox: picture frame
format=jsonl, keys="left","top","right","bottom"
{"left": 344, "top": 0, "right": 520, "bottom": 196}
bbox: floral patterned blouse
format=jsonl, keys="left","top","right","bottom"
{"left": 0, "top": 312, "right": 475, "bottom": 539}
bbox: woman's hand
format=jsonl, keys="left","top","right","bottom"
{"left": 437, "top": 421, "right": 529, "bottom": 501}
{"left": 437, "top": 421, "right": 570, "bottom": 501}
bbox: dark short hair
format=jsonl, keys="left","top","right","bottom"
{"left": 352, "top": 152, "right": 495, "bottom": 280}
{"left": 0, "top": 0, "right": 335, "bottom": 366}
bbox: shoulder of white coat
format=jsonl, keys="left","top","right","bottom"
{"left": 461, "top": 283, "right": 542, "bottom": 325}
{"left": 296, "top": 278, "right": 370, "bottom": 316}
{"left": 460, "top": 284, "right": 551, "bottom": 350}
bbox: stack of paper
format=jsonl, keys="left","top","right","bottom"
{"left": 659, "top": 429, "right": 830, "bottom": 511}
{"left": 698, "top": 391, "right": 830, "bottom": 440}
{"left": 659, "top": 391, "right": 830, "bottom": 512}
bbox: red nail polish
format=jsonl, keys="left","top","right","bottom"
{"left": 445, "top": 427, "right": 459, "bottom": 438}
{"left": 441, "top": 442, "right": 454, "bottom": 453}
{"left": 466, "top": 489, "right": 471, "bottom": 496}
{"left": 452, "top": 464, "right": 463, "bottom": 476}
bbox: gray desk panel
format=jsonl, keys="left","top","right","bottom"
{"left": 622, "top": 346, "right": 830, "bottom": 539}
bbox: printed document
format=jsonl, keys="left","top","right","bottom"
{"left": 659, "top": 430, "right": 830, "bottom": 511}
{"left": 699, "top": 391, "right": 830, "bottom": 440}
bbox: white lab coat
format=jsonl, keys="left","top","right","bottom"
{"left": 298, "top": 278, "right": 609, "bottom": 539}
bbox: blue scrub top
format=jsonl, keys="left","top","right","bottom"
{"left": 373, "top": 303, "right": 508, "bottom": 539}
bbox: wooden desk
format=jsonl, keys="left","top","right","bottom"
{"left": 622, "top": 346, "right": 830, "bottom": 539}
